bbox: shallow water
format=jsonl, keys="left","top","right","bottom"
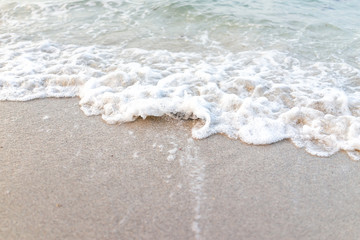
{"left": 1, "top": 0, "right": 360, "bottom": 159}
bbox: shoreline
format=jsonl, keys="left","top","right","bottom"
{"left": 1, "top": 98, "right": 360, "bottom": 240}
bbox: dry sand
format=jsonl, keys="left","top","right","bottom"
{"left": 1, "top": 98, "right": 360, "bottom": 240}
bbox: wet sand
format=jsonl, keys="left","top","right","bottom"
{"left": 1, "top": 98, "right": 360, "bottom": 240}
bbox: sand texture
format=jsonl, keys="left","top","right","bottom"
{"left": 1, "top": 98, "right": 360, "bottom": 240}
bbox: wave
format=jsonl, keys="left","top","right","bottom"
{"left": 1, "top": 39, "right": 360, "bottom": 159}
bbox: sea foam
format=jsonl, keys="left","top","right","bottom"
{"left": 1, "top": 38, "right": 360, "bottom": 160}
{"left": 1, "top": 0, "right": 360, "bottom": 160}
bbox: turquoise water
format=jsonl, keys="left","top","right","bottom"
{"left": 2, "top": 0, "right": 359, "bottom": 59}
{"left": 1, "top": 0, "right": 360, "bottom": 159}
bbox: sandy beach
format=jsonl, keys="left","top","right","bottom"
{"left": 1, "top": 98, "right": 360, "bottom": 240}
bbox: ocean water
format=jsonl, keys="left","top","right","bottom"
{"left": 1, "top": 0, "right": 360, "bottom": 159}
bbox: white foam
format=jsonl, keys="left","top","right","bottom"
{"left": 1, "top": 39, "right": 360, "bottom": 159}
